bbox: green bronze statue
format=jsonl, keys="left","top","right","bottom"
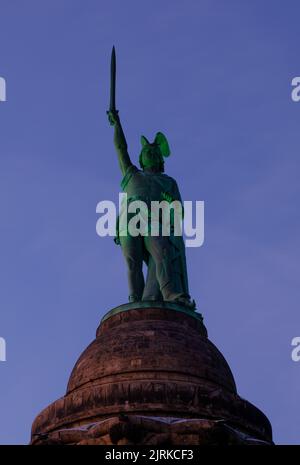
{"left": 107, "top": 47, "right": 195, "bottom": 309}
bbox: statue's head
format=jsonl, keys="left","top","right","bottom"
{"left": 139, "top": 132, "right": 170, "bottom": 172}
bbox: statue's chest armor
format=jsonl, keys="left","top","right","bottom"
{"left": 125, "top": 171, "right": 173, "bottom": 203}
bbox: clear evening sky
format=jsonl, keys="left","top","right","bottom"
{"left": 0, "top": 0, "right": 299, "bottom": 444}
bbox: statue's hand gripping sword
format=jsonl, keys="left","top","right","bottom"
{"left": 107, "top": 46, "right": 118, "bottom": 125}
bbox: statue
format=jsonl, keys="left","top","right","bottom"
{"left": 107, "top": 47, "right": 195, "bottom": 309}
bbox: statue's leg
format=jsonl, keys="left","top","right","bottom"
{"left": 119, "top": 235, "right": 144, "bottom": 302}
{"left": 142, "top": 254, "right": 163, "bottom": 301}
{"left": 144, "top": 236, "right": 182, "bottom": 301}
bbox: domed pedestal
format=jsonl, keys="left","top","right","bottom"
{"left": 31, "top": 303, "right": 272, "bottom": 445}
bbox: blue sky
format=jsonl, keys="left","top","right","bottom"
{"left": 0, "top": 0, "right": 299, "bottom": 444}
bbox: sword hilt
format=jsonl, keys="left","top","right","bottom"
{"left": 107, "top": 108, "right": 119, "bottom": 126}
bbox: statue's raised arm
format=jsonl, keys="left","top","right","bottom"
{"left": 107, "top": 110, "right": 132, "bottom": 175}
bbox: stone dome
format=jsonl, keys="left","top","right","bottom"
{"left": 67, "top": 304, "right": 236, "bottom": 395}
{"left": 31, "top": 303, "right": 272, "bottom": 444}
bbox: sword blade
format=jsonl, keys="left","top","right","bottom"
{"left": 109, "top": 46, "right": 116, "bottom": 111}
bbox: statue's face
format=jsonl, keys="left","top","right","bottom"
{"left": 141, "top": 144, "right": 164, "bottom": 171}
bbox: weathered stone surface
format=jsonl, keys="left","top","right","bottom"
{"left": 31, "top": 304, "right": 273, "bottom": 445}
{"left": 31, "top": 415, "right": 271, "bottom": 445}
{"left": 170, "top": 433, "right": 200, "bottom": 445}
{"left": 88, "top": 417, "right": 119, "bottom": 438}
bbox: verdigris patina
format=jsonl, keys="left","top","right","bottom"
{"left": 107, "top": 47, "right": 195, "bottom": 309}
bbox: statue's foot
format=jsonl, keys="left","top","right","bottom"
{"left": 128, "top": 294, "right": 141, "bottom": 303}
{"left": 142, "top": 295, "right": 163, "bottom": 302}
{"left": 173, "top": 296, "right": 196, "bottom": 310}
{"left": 168, "top": 294, "right": 196, "bottom": 310}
